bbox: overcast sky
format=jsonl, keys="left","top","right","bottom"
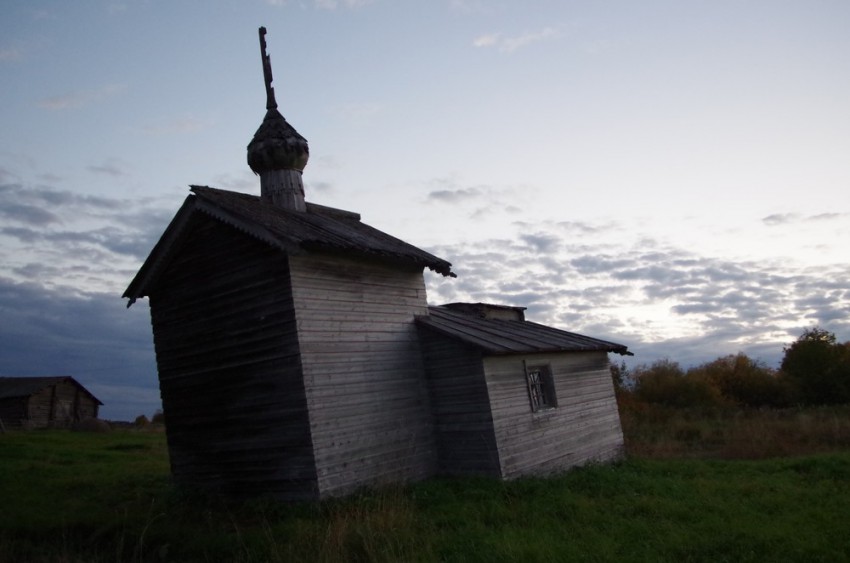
{"left": 1, "top": 1, "right": 848, "bottom": 420}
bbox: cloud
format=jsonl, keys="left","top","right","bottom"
{"left": 425, "top": 220, "right": 850, "bottom": 370}
{"left": 473, "top": 27, "right": 559, "bottom": 53}
{"left": 427, "top": 186, "right": 483, "bottom": 203}
{"left": 763, "top": 212, "right": 847, "bottom": 226}
{"left": 425, "top": 176, "right": 488, "bottom": 204}
{"left": 2, "top": 226, "right": 161, "bottom": 262}
{"left": 0, "top": 181, "right": 175, "bottom": 293}
{"left": 473, "top": 34, "right": 501, "bottom": 48}
{"left": 38, "top": 172, "right": 63, "bottom": 183}
{"left": 554, "top": 220, "right": 611, "bottom": 235}
{"left": 502, "top": 27, "right": 559, "bottom": 52}
{"left": 763, "top": 213, "right": 799, "bottom": 226}
{"left": 0, "top": 197, "right": 61, "bottom": 226}
{"left": 0, "top": 183, "right": 120, "bottom": 211}
{"left": 0, "top": 277, "right": 159, "bottom": 421}
{"left": 3, "top": 168, "right": 847, "bottom": 421}
{"left": 424, "top": 178, "right": 529, "bottom": 220}
{"left": 36, "top": 83, "right": 126, "bottom": 111}
{"left": 570, "top": 254, "right": 636, "bottom": 274}
{"left": 87, "top": 158, "right": 130, "bottom": 177}
{"left": 519, "top": 232, "right": 560, "bottom": 254}
{"left": 808, "top": 213, "right": 845, "bottom": 222}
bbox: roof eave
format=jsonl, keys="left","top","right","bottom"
{"left": 123, "top": 193, "right": 309, "bottom": 306}
{"left": 123, "top": 196, "right": 198, "bottom": 306}
{"left": 416, "top": 310, "right": 632, "bottom": 356}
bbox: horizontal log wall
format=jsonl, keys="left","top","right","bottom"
{"left": 150, "top": 218, "right": 317, "bottom": 501}
{"left": 31, "top": 381, "right": 96, "bottom": 429}
{"left": 484, "top": 351, "right": 624, "bottom": 479}
{"left": 0, "top": 382, "right": 98, "bottom": 429}
{"left": 290, "top": 254, "right": 434, "bottom": 498}
{"left": 29, "top": 385, "right": 60, "bottom": 428}
{"left": 417, "top": 329, "right": 501, "bottom": 476}
{"left": 76, "top": 393, "right": 99, "bottom": 420}
{"left": 0, "top": 398, "right": 27, "bottom": 428}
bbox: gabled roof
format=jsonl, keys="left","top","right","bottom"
{"left": 124, "top": 186, "right": 455, "bottom": 304}
{"left": 0, "top": 376, "right": 103, "bottom": 404}
{"left": 416, "top": 305, "right": 631, "bottom": 356}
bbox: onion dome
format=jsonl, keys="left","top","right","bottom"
{"left": 247, "top": 108, "right": 309, "bottom": 173}
{"left": 247, "top": 27, "right": 309, "bottom": 211}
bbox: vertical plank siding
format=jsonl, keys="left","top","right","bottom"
{"left": 289, "top": 254, "right": 435, "bottom": 498}
{"left": 149, "top": 219, "right": 317, "bottom": 501}
{"left": 484, "top": 352, "right": 624, "bottom": 478}
{"left": 416, "top": 330, "right": 501, "bottom": 476}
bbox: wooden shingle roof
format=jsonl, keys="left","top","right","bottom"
{"left": 416, "top": 305, "right": 631, "bottom": 356}
{"left": 124, "top": 186, "right": 454, "bottom": 304}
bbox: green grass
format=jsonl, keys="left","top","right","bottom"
{"left": 1, "top": 420, "right": 849, "bottom": 562}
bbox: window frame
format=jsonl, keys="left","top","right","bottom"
{"left": 524, "top": 361, "right": 557, "bottom": 412}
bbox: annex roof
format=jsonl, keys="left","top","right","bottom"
{"left": 124, "top": 186, "right": 455, "bottom": 304}
{"left": 0, "top": 376, "right": 103, "bottom": 404}
{"left": 416, "top": 305, "right": 631, "bottom": 356}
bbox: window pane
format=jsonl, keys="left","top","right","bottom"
{"left": 526, "top": 364, "right": 556, "bottom": 411}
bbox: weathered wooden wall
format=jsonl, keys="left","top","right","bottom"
{"left": 30, "top": 385, "right": 65, "bottom": 428}
{"left": 483, "top": 352, "right": 624, "bottom": 478}
{"left": 2, "top": 381, "right": 99, "bottom": 429}
{"left": 416, "top": 330, "right": 501, "bottom": 476}
{"left": 149, "top": 218, "right": 317, "bottom": 500}
{"left": 289, "top": 253, "right": 435, "bottom": 498}
{"left": 0, "top": 398, "right": 27, "bottom": 429}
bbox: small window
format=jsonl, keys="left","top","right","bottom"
{"left": 525, "top": 363, "right": 557, "bottom": 411}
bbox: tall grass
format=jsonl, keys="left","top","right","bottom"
{"left": 1, "top": 414, "right": 849, "bottom": 562}
{"left": 619, "top": 400, "right": 850, "bottom": 459}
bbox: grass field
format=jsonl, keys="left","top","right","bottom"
{"left": 1, "top": 408, "right": 849, "bottom": 562}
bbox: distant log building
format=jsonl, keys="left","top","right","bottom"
{"left": 0, "top": 376, "right": 102, "bottom": 430}
{"left": 124, "top": 28, "right": 631, "bottom": 501}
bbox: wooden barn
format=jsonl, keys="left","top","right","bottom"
{"left": 0, "top": 376, "right": 102, "bottom": 430}
{"left": 124, "top": 28, "right": 631, "bottom": 501}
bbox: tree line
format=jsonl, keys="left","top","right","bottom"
{"left": 612, "top": 327, "right": 850, "bottom": 408}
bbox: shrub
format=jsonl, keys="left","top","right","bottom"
{"left": 688, "top": 353, "right": 792, "bottom": 408}
{"left": 632, "top": 359, "right": 726, "bottom": 409}
{"left": 781, "top": 328, "right": 850, "bottom": 405}
{"left": 151, "top": 410, "right": 165, "bottom": 425}
{"left": 610, "top": 360, "right": 630, "bottom": 390}
{"left": 72, "top": 417, "right": 111, "bottom": 433}
{"left": 134, "top": 414, "right": 150, "bottom": 427}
